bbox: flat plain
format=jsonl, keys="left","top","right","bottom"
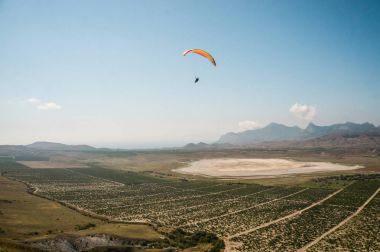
{"left": 175, "top": 158, "right": 362, "bottom": 177}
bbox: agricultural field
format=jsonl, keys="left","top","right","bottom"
{"left": 1, "top": 152, "right": 380, "bottom": 252}
{"left": 230, "top": 180, "right": 380, "bottom": 251}
{"left": 0, "top": 175, "right": 162, "bottom": 252}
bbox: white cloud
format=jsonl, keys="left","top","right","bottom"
{"left": 37, "top": 102, "right": 61, "bottom": 110}
{"left": 27, "top": 98, "right": 41, "bottom": 104}
{"left": 27, "top": 98, "right": 62, "bottom": 110}
{"left": 289, "top": 103, "right": 316, "bottom": 121}
{"left": 238, "top": 120, "right": 261, "bottom": 131}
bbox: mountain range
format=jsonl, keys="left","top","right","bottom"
{"left": 1, "top": 122, "right": 379, "bottom": 153}
{"left": 217, "top": 122, "right": 380, "bottom": 145}
{"left": 184, "top": 122, "right": 380, "bottom": 149}
{"left": 26, "top": 141, "right": 96, "bottom": 151}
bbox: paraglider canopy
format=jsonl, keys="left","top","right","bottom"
{"left": 183, "top": 49, "right": 216, "bottom": 66}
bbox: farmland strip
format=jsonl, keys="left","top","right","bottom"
{"left": 65, "top": 168, "right": 124, "bottom": 186}
{"left": 227, "top": 183, "right": 350, "bottom": 239}
{"left": 111, "top": 185, "right": 246, "bottom": 209}
{"left": 121, "top": 187, "right": 275, "bottom": 220}
{"left": 298, "top": 187, "right": 380, "bottom": 252}
{"left": 158, "top": 187, "right": 275, "bottom": 214}
{"left": 182, "top": 188, "right": 308, "bottom": 227}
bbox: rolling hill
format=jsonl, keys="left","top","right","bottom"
{"left": 26, "top": 141, "right": 96, "bottom": 151}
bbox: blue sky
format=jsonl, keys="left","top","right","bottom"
{"left": 1, "top": 0, "right": 379, "bottom": 148}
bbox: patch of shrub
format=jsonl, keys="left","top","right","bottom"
{"left": 314, "top": 173, "right": 380, "bottom": 183}
{"left": 161, "top": 228, "right": 224, "bottom": 251}
{"left": 75, "top": 223, "right": 96, "bottom": 230}
{"left": 0, "top": 200, "right": 12, "bottom": 204}
{"left": 87, "top": 246, "right": 134, "bottom": 252}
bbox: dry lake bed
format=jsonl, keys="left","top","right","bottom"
{"left": 174, "top": 158, "right": 362, "bottom": 177}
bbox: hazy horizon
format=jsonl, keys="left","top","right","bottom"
{"left": 6, "top": 120, "right": 379, "bottom": 149}
{"left": 1, "top": 0, "right": 380, "bottom": 148}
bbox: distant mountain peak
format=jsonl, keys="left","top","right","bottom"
{"left": 267, "top": 122, "right": 288, "bottom": 128}
{"left": 217, "top": 121, "right": 380, "bottom": 146}
{"left": 218, "top": 122, "right": 304, "bottom": 145}
{"left": 27, "top": 141, "right": 96, "bottom": 151}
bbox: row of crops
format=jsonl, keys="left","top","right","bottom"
{"left": 2, "top": 162, "right": 380, "bottom": 252}
{"left": 231, "top": 180, "right": 380, "bottom": 251}
{"left": 308, "top": 193, "right": 380, "bottom": 251}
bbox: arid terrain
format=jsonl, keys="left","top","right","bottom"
{"left": 175, "top": 158, "right": 362, "bottom": 177}
{"left": 17, "top": 161, "right": 88, "bottom": 169}
{"left": 0, "top": 145, "right": 380, "bottom": 251}
{"left": 2, "top": 0, "right": 379, "bottom": 251}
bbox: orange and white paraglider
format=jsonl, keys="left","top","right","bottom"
{"left": 183, "top": 49, "right": 216, "bottom": 83}
{"left": 183, "top": 49, "right": 216, "bottom": 66}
